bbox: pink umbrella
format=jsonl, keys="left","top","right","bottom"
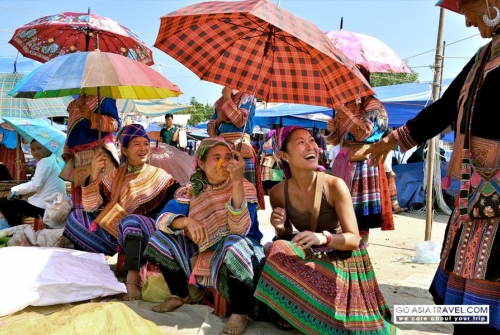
{"left": 325, "top": 30, "right": 411, "bottom": 74}
{"left": 148, "top": 141, "right": 193, "bottom": 186}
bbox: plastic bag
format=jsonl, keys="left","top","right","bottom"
{"left": 412, "top": 240, "right": 441, "bottom": 263}
{"left": 43, "top": 192, "right": 73, "bottom": 228}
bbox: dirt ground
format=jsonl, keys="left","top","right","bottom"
{"left": 0, "top": 196, "right": 454, "bottom": 334}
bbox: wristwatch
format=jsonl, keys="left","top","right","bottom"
{"left": 321, "top": 230, "right": 332, "bottom": 246}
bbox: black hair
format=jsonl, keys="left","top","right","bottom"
{"left": 165, "top": 113, "right": 174, "bottom": 119}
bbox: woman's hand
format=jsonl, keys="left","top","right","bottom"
{"left": 291, "top": 231, "right": 324, "bottom": 248}
{"left": 270, "top": 207, "right": 286, "bottom": 232}
{"left": 185, "top": 218, "right": 209, "bottom": 245}
{"left": 90, "top": 149, "right": 107, "bottom": 182}
{"left": 365, "top": 133, "right": 397, "bottom": 167}
{"left": 227, "top": 151, "right": 245, "bottom": 182}
{"left": 222, "top": 86, "right": 233, "bottom": 101}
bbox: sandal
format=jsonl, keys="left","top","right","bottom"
{"left": 221, "top": 315, "right": 249, "bottom": 335}
{"left": 152, "top": 295, "right": 192, "bottom": 313}
{"left": 123, "top": 282, "right": 142, "bottom": 301}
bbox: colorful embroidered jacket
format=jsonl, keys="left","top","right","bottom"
{"left": 207, "top": 92, "right": 256, "bottom": 137}
{"left": 155, "top": 178, "right": 262, "bottom": 252}
{"left": 82, "top": 165, "right": 179, "bottom": 237}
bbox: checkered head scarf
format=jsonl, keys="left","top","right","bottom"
{"left": 118, "top": 124, "right": 150, "bottom": 147}
{"left": 273, "top": 126, "right": 325, "bottom": 178}
{"left": 190, "top": 137, "right": 233, "bottom": 195}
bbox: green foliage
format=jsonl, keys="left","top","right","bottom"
{"left": 370, "top": 68, "right": 419, "bottom": 87}
{"left": 186, "top": 97, "right": 213, "bottom": 126}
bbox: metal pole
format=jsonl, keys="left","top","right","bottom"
{"left": 425, "top": 8, "right": 446, "bottom": 241}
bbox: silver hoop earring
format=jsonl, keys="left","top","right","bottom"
{"left": 483, "top": 6, "right": 500, "bottom": 27}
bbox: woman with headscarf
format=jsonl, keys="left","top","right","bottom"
{"left": 144, "top": 137, "right": 264, "bottom": 335}
{"left": 254, "top": 126, "right": 394, "bottom": 335}
{"left": 207, "top": 86, "right": 265, "bottom": 210}
{"left": 63, "top": 124, "right": 180, "bottom": 301}
{"left": 367, "top": 1, "right": 500, "bottom": 332}
{"left": 325, "top": 65, "right": 394, "bottom": 246}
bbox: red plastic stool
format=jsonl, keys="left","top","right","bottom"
{"left": 115, "top": 253, "right": 125, "bottom": 276}
{"left": 202, "top": 287, "right": 231, "bottom": 318}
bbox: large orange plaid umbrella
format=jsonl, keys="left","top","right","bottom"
{"left": 155, "top": 0, "right": 373, "bottom": 108}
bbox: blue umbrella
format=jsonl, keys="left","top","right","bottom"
{"left": 1, "top": 117, "right": 66, "bottom": 159}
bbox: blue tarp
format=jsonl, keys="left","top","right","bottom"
{"left": 392, "top": 161, "right": 460, "bottom": 208}
{"left": 255, "top": 78, "right": 455, "bottom": 141}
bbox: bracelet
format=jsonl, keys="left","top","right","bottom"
{"left": 325, "top": 234, "right": 332, "bottom": 246}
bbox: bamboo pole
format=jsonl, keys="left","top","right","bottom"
{"left": 425, "top": 8, "right": 446, "bottom": 241}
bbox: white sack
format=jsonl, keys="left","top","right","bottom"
{"left": 0, "top": 247, "right": 126, "bottom": 317}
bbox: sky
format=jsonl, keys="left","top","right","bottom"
{"left": 0, "top": 0, "right": 487, "bottom": 106}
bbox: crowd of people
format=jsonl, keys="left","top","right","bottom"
{"left": 2, "top": 0, "right": 500, "bottom": 333}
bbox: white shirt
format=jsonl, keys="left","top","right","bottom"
{"left": 11, "top": 154, "right": 67, "bottom": 209}
{"left": 328, "top": 145, "right": 341, "bottom": 167}
{"left": 384, "top": 150, "right": 394, "bottom": 173}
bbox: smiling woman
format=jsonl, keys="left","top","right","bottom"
{"left": 63, "top": 124, "right": 181, "bottom": 302}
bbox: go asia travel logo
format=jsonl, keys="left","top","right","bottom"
{"left": 394, "top": 305, "right": 489, "bottom": 324}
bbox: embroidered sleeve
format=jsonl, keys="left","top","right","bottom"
{"left": 81, "top": 176, "right": 104, "bottom": 211}
{"left": 226, "top": 200, "right": 251, "bottom": 235}
{"left": 335, "top": 104, "right": 374, "bottom": 142}
{"left": 156, "top": 199, "right": 189, "bottom": 234}
{"left": 218, "top": 99, "right": 249, "bottom": 128}
{"left": 393, "top": 126, "right": 418, "bottom": 152}
{"left": 88, "top": 113, "right": 119, "bottom": 133}
{"left": 207, "top": 117, "right": 218, "bottom": 137}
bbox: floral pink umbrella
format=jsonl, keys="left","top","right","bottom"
{"left": 325, "top": 30, "right": 411, "bottom": 74}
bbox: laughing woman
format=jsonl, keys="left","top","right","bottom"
{"left": 64, "top": 124, "right": 180, "bottom": 301}
{"left": 254, "top": 126, "right": 394, "bottom": 335}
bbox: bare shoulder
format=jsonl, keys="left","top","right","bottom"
{"left": 323, "top": 173, "right": 350, "bottom": 203}
{"left": 269, "top": 181, "right": 285, "bottom": 208}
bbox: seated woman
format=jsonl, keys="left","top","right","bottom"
{"left": 63, "top": 124, "right": 180, "bottom": 301}
{"left": 0, "top": 140, "right": 66, "bottom": 226}
{"left": 254, "top": 126, "right": 394, "bottom": 334}
{"left": 143, "top": 137, "right": 265, "bottom": 335}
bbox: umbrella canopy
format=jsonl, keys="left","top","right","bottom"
{"left": 154, "top": 0, "right": 373, "bottom": 108}
{"left": 9, "top": 10, "right": 154, "bottom": 65}
{"left": 9, "top": 51, "right": 182, "bottom": 100}
{"left": 148, "top": 141, "right": 193, "bottom": 185}
{"left": 2, "top": 117, "right": 66, "bottom": 158}
{"left": 0, "top": 72, "right": 71, "bottom": 118}
{"left": 116, "top": 99, "right": 191, "bottom": 117}
{"left": 325, "top": 30, "right": 411, "bottom": 74}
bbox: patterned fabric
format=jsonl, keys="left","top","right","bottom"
{"left": 0, "top": 73, "right": 71, "bottom": 119}
{"left": 325, "top": 30, "right": 411, "bottom": 74}
{"left": 333, "top": 149, "right": 394, "bottom": 231}
{"left": 154, "top": 0, "right": 373, "bottom": 108}
{"left": 65, "top": 212, "right": 156, "bottom": 257}
{"left": 118, "top": 124, "right": 150, "bottom": 147}
{"left": 9, "top": 11, "right": 154, "bottom": 65}
{"left": 393, "top": 35, "right": 500, "bottom": 331}
{"left": 64, "top": 164, "right": 178, "bottom": 253}
{"left": 155, "top": 178, "right": 260, "bottom": 252}
{"left": 207, "top": 92, "right": 255, "bottom": 137}
{"left": 144, "top": 231, "right": 265, "bottom": 302}
{"left": 254, "top": 241, "right": 394, "bottom": 335}
{"left": 144, "top": 174, "right": 264, "bottom": 300}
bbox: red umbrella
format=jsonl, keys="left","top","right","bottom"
{"left": 325, "top": 30, "right": 411, "bottom": 74}
{"left": 154, "top": 0, "right": 373, "bottom": 108}
{"left": 9, "top": 9, "right": 154, "bottom": 65}
{"left": 148, "top": 141, "right": 193, "bottom": 185}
